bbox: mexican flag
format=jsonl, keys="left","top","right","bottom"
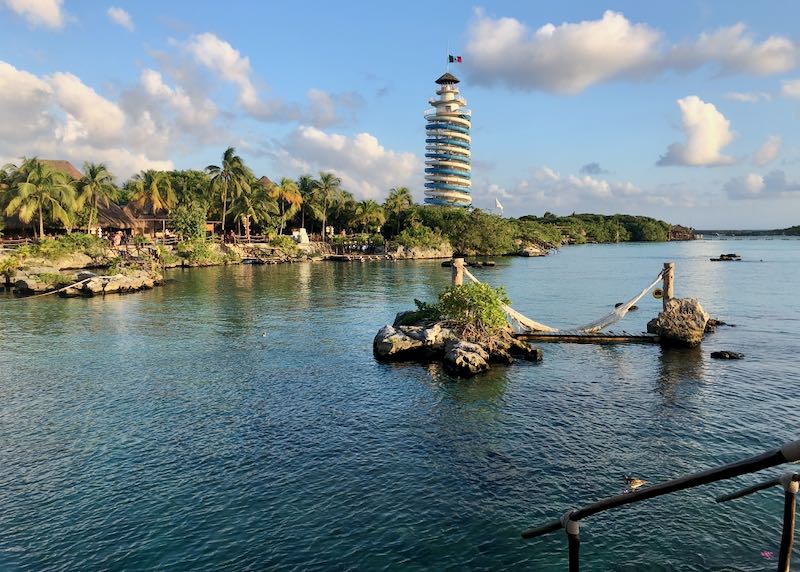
{"left": 448, "top": 55, "right": 462, "bottom": 63}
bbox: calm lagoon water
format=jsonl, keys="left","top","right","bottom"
{"left": 1, "top": 239, "right": 798, "bottom": 570}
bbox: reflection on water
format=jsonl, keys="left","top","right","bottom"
{"left": 656, "top": 346, "right": 706, "bottom": 404}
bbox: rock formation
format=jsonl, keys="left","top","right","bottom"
{"left": 647, "top": 298, "right": 709, "bottom": 347}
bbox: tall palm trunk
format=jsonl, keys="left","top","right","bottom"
{"left": 221, "top": 185, "right": 228, "bottom": 231}
{"left": 38, "top": 204, "right": 44, "bottom": 238}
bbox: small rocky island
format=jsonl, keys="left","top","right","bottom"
{"left": 373, "top": 280, "right": 543, "bottom": 377}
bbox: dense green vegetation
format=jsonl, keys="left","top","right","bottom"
{"left": 404, "top": 282, "right": 511, "bottom": 340}
{"left": 1, "top": 152, "right": 681, "bottom": 257}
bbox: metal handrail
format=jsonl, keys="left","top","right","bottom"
{"left": 521, "top": 439, "right": 800, "bottom": 570}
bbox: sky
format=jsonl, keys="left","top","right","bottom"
{"left": 1, "top": 1, "right": 800, "bottom": 228}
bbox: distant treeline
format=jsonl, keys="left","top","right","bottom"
{"left": 519, "top": 212, "right": 672, "bottom": 244}
{"left": 695, "top": 226, "right": 800, "bottom": 236}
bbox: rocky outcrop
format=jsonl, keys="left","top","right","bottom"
{"left": 373, "top": 323, "right": 452, "bottom": 361}
{"left": 520, "top": 245, "right": 546, "bottom": 257}
{"left": 647, "top": 298, "right": 709, "bottom": 347}
{"left": 14, "top": 269, "right": 162, "bottom": 297}
{"left": 392, "top": 244, "right": 454, "bottom": 260}
{"left": 444, "top": 340, "right": 490, "bottom": 376}
{"left": 373, "top": 321, "right": 542, "bottom": 377}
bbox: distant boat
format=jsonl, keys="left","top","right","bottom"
{"left": 710, "top": 253, "right": 741, "bottom": 262}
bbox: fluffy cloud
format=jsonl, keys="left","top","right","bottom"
{"left": 273, "top": 126, "right": 421, "bottom": 200}
{"left": 724, "top": 170, "right": 800, "bottom": 199}
{"left": 657, "top": 96, "right": 735, "bottom": 167}
{"left": 465, "top": 10, "right": 800, "bottom": 93}
{"left": 184, "top": 32, "right": 299, "bottom": 122}
{"left": 669, "top": 24, "right": 798, "bottom": 75}
{"left": 139, "top": 68, "right": 217, "bottom": 128}
{"left": 466, "top": 9, "right": 661, "bottom": 93}
{"left": 107, "top": 6, "right": 133, "bottom": 31}
{"left": 3, "top": 0, "right": 65, "bottom": 28}
{"left": 781, "top": 79, "right": 800, "bottom": 98}
{"left": 753, "top": 135, "right": 781, "bottom": 166}
{"left": 0, "top": 60, "right": 173, "bottom": 178}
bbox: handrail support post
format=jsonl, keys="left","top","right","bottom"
{"left": 778, "top": 474, "right": 798, "bottom": 572}
{"left": 562, "top": 511, "right": 581, "bottom": 572}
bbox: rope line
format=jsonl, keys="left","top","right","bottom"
{"left": 462, "top": 267, "right": 663, "bottom": 334}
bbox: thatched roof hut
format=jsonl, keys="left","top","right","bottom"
{"left": 40, "top": 159, "right": 82, "bottom": 180}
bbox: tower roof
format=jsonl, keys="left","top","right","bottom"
{"left": 435, "top": 72, "right": 460, "bottom": 85}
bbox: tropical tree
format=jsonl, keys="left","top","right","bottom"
{"left": 353, "top": 199, "right": 386, "bottom": 233}
{"left": 77, "top": 162, "right": 117, "bottom": 231}
{"left": 296, "top": 174, "right": 317, "bottom": 230}
{"left": 229, "top": 178, "right": 279, "bottom": 242}
{"left": 130, "top": 170, "right": 176, "bottom": 213}
{"left": 4, "top": 158, "right": 76, "bottom": 237}
{"left": 206, "top": 147, "right": 252, "bottom": 232}
{"left": 271, "top": 177, "right": 303, "bottom": 234}
{"left": 309, "top": 171, "right": 342, "bottom": 241}
{"left": 384, "top": 186, "right": 414, "bottom": 235}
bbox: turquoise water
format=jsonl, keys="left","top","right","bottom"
{"left": 1, "top": 239, "right": 798, "bottom": 570}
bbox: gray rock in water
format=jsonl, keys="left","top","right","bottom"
{"left": 647, "top": 298, "right": 709, "bottom": 347}
{"left": 711, "top": 350, "right": 744, "bottom": 360}
{"left": 373, "top": 324, "right": 449, "bottom": 361}
{"left": 443, "top": 340, "right": 490, "bottom": 377}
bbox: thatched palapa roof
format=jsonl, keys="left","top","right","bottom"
{"left": 40, "top": 159, "right": 82, "bottom": 180}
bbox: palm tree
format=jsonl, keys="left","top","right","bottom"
{"left": 354, "top": 199, "right": 387, "bottom": 233}
{"left": 4, "top": 158, "right": 76, "bottom": 237}
{"left": 311, "top": 172, "right": 342, "bottom": 241}
{"left": 230, "top": 178, "right": 279, "bottom": 242}
{"left": 130, "top": 170, "right": 176, "bottom": 213}
{"left": 206, "top": 147, "right": 252, "bottom": 232}
{"left": 384, "top": 187, "right": 414, "bottom": 235}
{"left": 271, "top": 177, "right": 303, "bottom": 234}
{"left": 77, "top": 162, "right": 116, "bottom": 231}
{"left": 296, "top": 174, "right": 317, "bottom": 230}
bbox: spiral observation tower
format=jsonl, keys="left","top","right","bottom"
{"left": 424, "top": 72, "right": 471, "bottom": 207}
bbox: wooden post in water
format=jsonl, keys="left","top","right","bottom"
{"left": 452, "top": 258, "right": 465, "bottom": 286}
{"left": 778, "top": 474, "right": 798, "bottom": 572}
{"left": 662, "top": 262, "right": 675, "bottom": 311}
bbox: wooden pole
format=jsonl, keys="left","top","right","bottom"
{"left": 452, "top": 257, "right": 464, "bottom": 286}
{"left": 778, "top": 475, "right": 798, "bottom": 572}
{"left": 662, "top": 262, "right": 675, "bottom": 310}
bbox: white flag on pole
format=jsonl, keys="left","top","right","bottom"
{"left": 495, "top": 197, "right": 504, "bottom": 213}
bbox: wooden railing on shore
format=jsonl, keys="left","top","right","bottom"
{"left": 0, "top": 238, "right": 33, "bottom": 249}
{"left": 521, "top": 439, "right": 800, "bottom": 571}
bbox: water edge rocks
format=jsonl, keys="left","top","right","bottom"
{"left": 373, "top": 321, "right": 542, "bottom": 377}
{"left": 647, "top": 298, "right": 710, "bottom": 347}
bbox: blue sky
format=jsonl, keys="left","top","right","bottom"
{"left": 2, "top": 1, "right": 800, "bottom": 228}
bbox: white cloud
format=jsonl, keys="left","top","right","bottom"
{"left": 3, "top": 0, "right": 65, "bottom": 28}
{"left": 465, "top": 9, "right": 661, "bottom": 93}
{"left": 464, "top": 11, "right": 800, "bottom": 93}
{"left": 49, "top": 72, "right": 126, "bottom": 142}
{"left": 107, "top": 6, "right": 133, "bottom": 31}
{"left": 657, "top": 96, "right": 735, "bottom": 167}
{"left": 669, "top": 24, "right": 798, "bottom": 75}
{"left": 183, "top": 32, "right": 299, "bottom": 121}
{"left": 0, "top": 60, "right": 175, "bottom": 178}
{"left": 139, "top": 68, "right": 217, "bottom": 127}
{"left": 753, "top": 135, "right": 781, "bottom": 166}
{"left": 725, "top": 170, "right": 800, "bottom": 199}
{"left": 725, "top": 91, "right": 771, "bottom": 103}
{"left": 274, "top": 126, "right": 421, "bottom": 201}
{"left": 0, "top": 61, "right": 55, "bottom": 140}
{"left": 781, "top": 79, "right": 800, "bottom": 98}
